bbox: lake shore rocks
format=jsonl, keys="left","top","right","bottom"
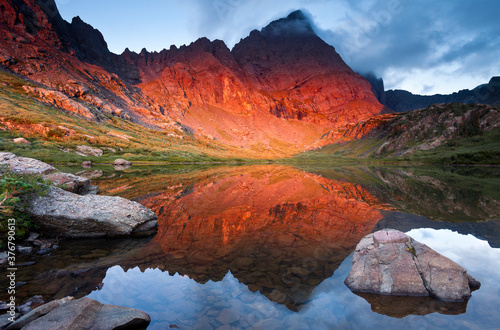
{"left": 0, "top": 152, "right": 157, "bottom": 238}
{"left": 28, "top": 186, "right": 157, "bottom": 238}
{"left": 113, "top": 158, "right": 132, "bottom": 166}
{"left": 6, "top": 297, "right": 150, "bottom": 330}
{"left": 345, "top": 229, "right": 480, "bottom": 302}
{"left": 113, "top": 158, "right": 132, "bottom": 170}
{"left": 0, "top": 152, "right": 94, "bottom": 194}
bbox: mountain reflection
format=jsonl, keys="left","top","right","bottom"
{"left": 2, "top": 165, "right": 499, "bottom": 320}
{"left": 128, "top": 165, "right": 384, "bottom": 310}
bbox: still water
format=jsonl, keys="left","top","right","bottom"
{"left": 4, "top": 165, "right": 500, "bottom": 329}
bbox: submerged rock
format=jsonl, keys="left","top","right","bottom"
{"left": 345, "top": 229, "right": 480, "bottom": 302}
{"left": 28, "top": 187, "right": 158, "bottom": 238}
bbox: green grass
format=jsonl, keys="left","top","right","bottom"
{"left": 0, "top": 167, "right": 52, "bottom": 245}
{"left": 291, "top": 104, "right": 500, "bottom": 165}
{"left": 406, "top": 129, "right": 500, "bottom": 165}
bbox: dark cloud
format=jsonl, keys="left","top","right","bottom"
{"left": 313, "top": 0, "right": 500, "bottom": 93}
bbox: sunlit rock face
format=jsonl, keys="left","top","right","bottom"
{"left": 0, "top": 1, "right": 386, "bottom": 156}
{"left": 135, "top": 166, "right": 384, "bottom": 310}
{"left": 130, "top": 11, "right": 387, "bottom": 150}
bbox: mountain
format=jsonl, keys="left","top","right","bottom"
{"left": 364, "top": 73, "right": 500, "bottom": 112}
{"left": 0, "top": 1, "right": 386, "bottom": 158}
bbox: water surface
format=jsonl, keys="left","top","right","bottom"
{"left": 3, "top": 165, "right": 499, "bottom": 329}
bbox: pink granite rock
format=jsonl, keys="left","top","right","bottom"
{"left": 345, "top": 229, "right": 480, "bottom": 302}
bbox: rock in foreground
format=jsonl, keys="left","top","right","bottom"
{"left": 28, "top": 187, "right": 158, "bottom": 238}
{"left": 8, "top": 297, "right": 150, "bottom": 330}
{"left": 345, "top": 229, "right": 480, "bottom": 302}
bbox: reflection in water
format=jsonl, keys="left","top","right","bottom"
{"left": 2, "top": 165, "right": 499, "bottom": 329}
{"left": 301, "top": 166, "right": 500, "bottom": 222}
{"left": 0, "top": 238, "right": 153, "bottom": 302}
{"left": 125, "top": 165, "right": 385, "bottom": 310}
{"left": 354, "top": 292, "right": 468, "bottom": 318}
{"left": 86, "top": 229, "right": 500, "bottom": 329}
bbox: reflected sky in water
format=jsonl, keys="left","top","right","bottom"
{"left": 88, "top": 228, "right": 500, "bottom": 329}
{"left": 1, "top": 165, "right": 498, "bottom": 328}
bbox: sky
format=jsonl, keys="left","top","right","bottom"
{"left": 54, "top": 0, "right": 500, "bottom": 95}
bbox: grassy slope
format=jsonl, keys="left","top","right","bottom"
{"left": 293, "top": 129, "right": 500, "bottom": 165}
{"left": 1, "top": 69, "right": 499, "bottom": 165}
{"left": 292, "top": 104, "right": 500, "bottom": 165}
{"left": 0, "top": 70, "right": 261, "bottom": 164}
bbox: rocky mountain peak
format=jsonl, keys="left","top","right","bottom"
{"left": 261, "top": 10, "right": 315, "bottom": 40}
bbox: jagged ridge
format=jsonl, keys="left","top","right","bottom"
{"left": 0, "top": 2, "right": 386, "bottom": 157}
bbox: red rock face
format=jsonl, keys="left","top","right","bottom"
{"left": 129, "top": 11, "right": 386, "bottom": 150}
{"left": 0, "top": 2, "right": 387, "bottom": 156}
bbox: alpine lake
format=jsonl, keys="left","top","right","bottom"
{"left": 2, "top": 164, "right": 499, "bottom": 329}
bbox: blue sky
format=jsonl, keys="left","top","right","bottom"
{"left": 55, "top": 0, "right": 500, "bottom": 95}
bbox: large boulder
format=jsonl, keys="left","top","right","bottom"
{"left": 76, "top": 145, "right": 103, "bottom": 157}
{"left": 0, "top": 152, "right": 56, "bottom": 175}
{"left": 9, "top": 297, "right": 150, "bottom": 330}
{"left": 27, "top": 187, "right": 158, "bottom": 238}
{"left": 345, "top": 229, "right": 480, "bottom": 302}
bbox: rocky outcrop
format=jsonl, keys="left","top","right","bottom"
{"left": 341, "top": 103, "right": 500, "bottom": 158}
{"left": 128, "top": 11, "right": 386, "bottom": 151}
{"left": 345, "top": 229, "right": 480, "bottom": 302}
{"left": 7, "top": 297, "right": 150, "bottom": 330}
{"left": 28, "top": 187, "right": 157, "bottom": 238}
{"left": 23, "top": 86, "right": 96, "bottom": 120}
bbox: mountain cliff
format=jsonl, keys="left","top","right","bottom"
{"left": 0, "top": 1, "right": 386, "bottom": 157}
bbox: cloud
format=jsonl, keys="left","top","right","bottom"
{"left": 184, "top": 0, "right": 499, "bottom": 94}
{"left": 312, "top": 0, "right": 500, "bottom": 94}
